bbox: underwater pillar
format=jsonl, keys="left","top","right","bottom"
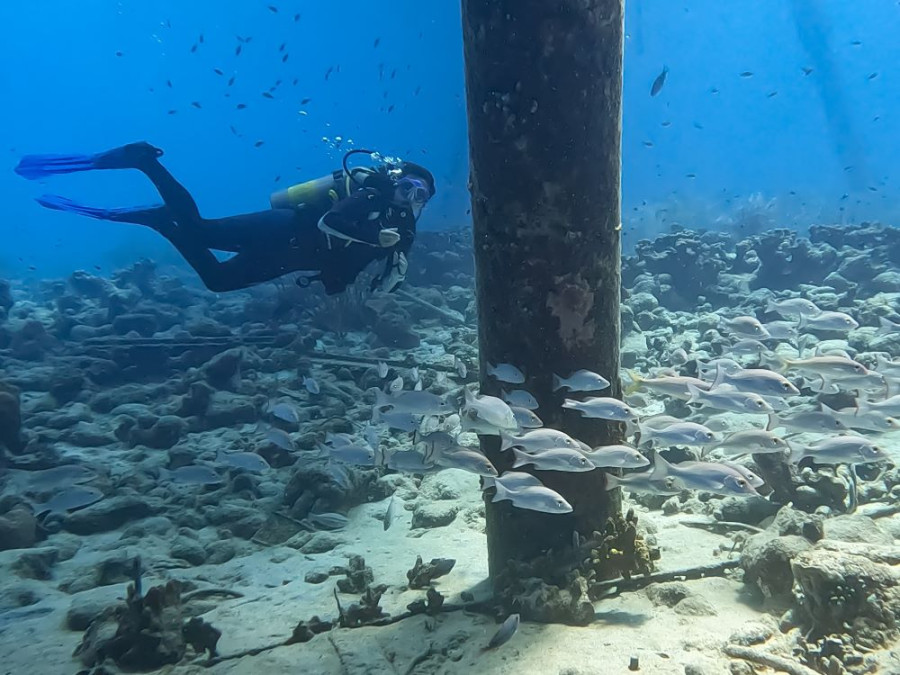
{"left": 461, "top": 0, "right": 626, "bottom": 595}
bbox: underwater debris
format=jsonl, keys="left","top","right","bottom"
{"left": 406, "top": 555, "right": 456, "bottom": 589}
{"left": 336, "top": 554, "right": 374, "bottom": 594}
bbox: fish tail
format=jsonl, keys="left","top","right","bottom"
{"left": 602, "top": 472, "right": 621, "bottom": 491}
{"left": 552, "top": 373, "right": 565, "bottom": 391}
{"left": 623, "top": 369, "right": 643, "bottom": 396}
{"left": 561, "top": 399, "right": 580, "bottom": 411}
{"left": 490, "top": 481, "right": 508, "bottom": 502}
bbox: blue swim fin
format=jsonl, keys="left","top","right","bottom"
{"left": 35, "top": 194, "right": 153, "bottom": 221}
{"left": 14, "top": 153, "right": 101, "bottom": 180}
{"left": 14, "top": 143, "right": 163, "bottom": 180}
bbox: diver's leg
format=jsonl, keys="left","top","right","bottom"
{"left": 190, "top": 209, "right": 309, "bottom": 253}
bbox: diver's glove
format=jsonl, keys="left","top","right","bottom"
{"left": 378, "top": 228, "right": 401, "bottom": 248}
{"left": 372, "top": 251, "right": 408, "bottom": 293}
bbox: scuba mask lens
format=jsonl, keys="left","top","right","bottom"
{"left": 397, "top": 177, "right": 430, "bottom": 206}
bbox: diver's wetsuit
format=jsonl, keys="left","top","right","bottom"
{"left": 17, "top": 143, "right": 418, "bottom": 295}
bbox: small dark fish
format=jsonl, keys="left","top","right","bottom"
{"left": 661, "top": 120, "right": 672, "bottom": 127}
{"left": 115, "top": 51, "right": 123, "bottom": 57}
{"left": 868, "top": 72, "right": 879, "bottom": 80}
{"left": 300, "top": 97, "right": 311, "bottom": 104}
{"left": 191, "top": 101, "right": 202, "bottom": 108}
{"left": 693, "top": 121, "right": 704, "bottom": 130}
{"left": 254, "top": 140, "right": 265, "bottom": 148}
{"left": 740, "top": 71, "right": 754, "bottom": 77}
{"left": 484, "top": 614, "right": 520, "bottom": 651}
{"left": 851, "top": 40, "right": 862, "bottom": 45}
{"left": 802, "top": 67, "right": 813, "bottom": 75}
{"left": 414, "top": 85, "right": 421, "bottom": 95}
{"left": 274, "top": 175, "right": 281, "bottom": 182}
{"left": 268, "top": 5, "right": 278, "bottom": 13}
{"left": 166, "top": 79, "right": 173, "bottom": 88}
{"left": 650, "top": 66, "right": 668, "bottom": 96}
{"left": 374, "top": 37, "right": 381, "bottom": 48}
{"left": 387, "top": 104, "right": 395, "bottom": 113}
{"left": 262, "top": 92, "right": 274, "bottom": 99}
{"left": 227, "top": 76, "right": 235, "bottom": 86}
{"left": 643, "top": 141, "right": 654, "bottom": 147}
{"left": 282, "top": 53, "right": 289, "bottom": 63}
{"left": 685, "top": 173, "right": 696, "bottom": 178}
{"left": 325, "top": 66, "right": 333, "bottom": 80}
{"left": 236, "top": 44, "right": 243, "bottom": 56}
{"left": 767, "top": 91, "right": 778, "bottom": 98}
{"left": 279, "top": 42, "right": 286, "bottom": 52}
{"left": 294, "top": 13, "right": 300, "bottom": 21}
{"left": 190, "top": 43, "right": 198, "bottom": 53}
{"left": 199, "top": 34, "right": 204, "bottom": 43}
{"left": 167, "top": 109, "right": 178, "bottom": 115}
{"left": 214, "top": 68, "right": 224, "bottom": 75}
{"left": 236, "top": 103, "right": 247, "bottom": 109}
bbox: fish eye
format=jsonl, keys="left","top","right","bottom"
{"left": 556, "top": 500, "right": 564, "bottom": 508}
{"left": 737, "top": 478, "right": 747, "bottom": 487}
{"left": 755, "top": 400, "right": 764, "bottom": 407}
{"left": 782, "top": 382, "right": 791, "bottom": 390}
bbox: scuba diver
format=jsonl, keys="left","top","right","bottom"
{"left": 13, "top": 142, "right": 435, "bottom": 295}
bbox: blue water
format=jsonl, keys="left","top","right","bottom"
{"left": 1, "top": 0, "right": 898, "bottom": 277}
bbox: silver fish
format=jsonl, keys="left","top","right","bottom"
{"left": 779, "top": 355, "right": 868, "bottom": 380}
{"left": 268, "top": 401, "right": 299, "bottom": 424}
{"left": 511, "top": 447, "right": 593, "bottom": 472}
{"left": 436, "top": 449, "right": 498, "bottom": 476}
{"left": 375, "top": 389, "right": 454, "bottom": 416}
{"left": 711, "top": 429, "right": 789, "bottom": 456}
{"left": 728, "top": 339, "right": 769, "bottom": 356}
{"left": 800, "top": 311, "right": 859, "bottom": 332}
{"left": 582, "top": 444, "right": 649, "bottom": 469}
{"left": 687, "top": 384, "right": 773, "bottom": 415}
{"left": 484, "top": 471, "right": 545, "bottom": 492}
{"left": 325, "top": 432, "right": 356, "bottom": 447}
{"left": 766, "top": 410, "right": 847, "bottom": 434}
{"left": 627, "top": 371, "right": 711, "bottom": 400}
{"left": 490, "top": 483, "right": 572, "bottom": 513}
{"left": 822, "top": 405, "right": 900, "bottom": 433}
{"left": 463, "top": 388, "right": 517, "bottom": 429}
{"left": 389, "top": 375, "right": 404, "bottom": 393}
{"left": 640, "top": 421, "right": 716, "bottom": 447}
{"left": 502, "top": 389, "right": 539, "bottom": 410}
{"left": 511, "top": 406, "right": 543, "bottom": 429}
{"left": 790, "top": 436, "right": 888, "bottom": 465}
{"left": 265, "top": 428, "right": 295, "bottom": 451}
{"left": 711, "top": 367, "right": 800, "bottom": 397}
{"left": 670, "top": 348, "right": 690, "bottom": 366}
{"left": 302, "top": 376, "right": 320, "bottom": 394}
{"left": 410, "top": 367, "right": 420, "bottom": 382}
{"left": 377, "top": 361, "right": 389, "bottom": 378}
{"left": 386, "top": 449, "right": 436, "bottom": 473}
{"left": 485, "top": 613, "right": 521, "bottom": 650}
{"left": 766, "top": 297, "right": 821, "bottom": 318}
{"left": 374, "top": 409, "right": 421, "bottom": 432}
{"left": 216, "top": 450, "right": 270, "bottom": 472}
{"left": 161, "top": 465, "right": 223, "bottom": 485}
{"left": 329, "top": 444, "right": 376, "bottom": 466}
{"left": 697, "top": 358, "right": 743, "bottom": 381}
{"left": 720, "top": 316, "right": 770, "bottom": 340}
{"left": 761, "top": 321, "right": 799, "bottom": 341}
{"left": 562, "top": 397, "right": 636, "bottom": 421}
{"left": 486, "top": 362, "right": 525, "bottom": 384}
{"left": 383, "top": 495, "right": 396, "bottom": 531}
{"left": 500, "top": 428, "right": 581, "bottom": 452}
{"left": 414, "top": 379, "right": 423, "bottom": 391}
{"left": 856, "top": 395, "right": 900, "bottom": 417}
{"left": 552, "top": 370, "right": 611, "bottom": 392}
{"left": 417, "top": 431, "right": 459, "bottom": 459}
{"left": 603, "top": 462, "right": 682, "bottom": 495}
{"left": 655, "top": 455, "right": 759, "bottom": 497}
{"left": 709, "top": 460, "right": 764, "bottom": 488}
{"left": 38, "top": 486, "right": 104, "bottom": 514}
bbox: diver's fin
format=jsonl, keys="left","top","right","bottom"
{"left": 14, "top": 143, "right": 163, "bottom": 180}
{"left": 34, "top": 194, "right": 163, "bottom": 223}
{"left": 15, "top": 153, "right": 104, "bottom": 180}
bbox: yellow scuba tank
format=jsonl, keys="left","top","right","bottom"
{"left": 270, "top": 170, "right": 344, "bottom": 211}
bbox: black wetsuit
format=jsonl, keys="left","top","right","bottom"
{"left": 102, "top": 153, "right": 417, "bottom": 295}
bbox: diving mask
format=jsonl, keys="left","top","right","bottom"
{"left": 396, "top": 176, "right": 431, "bottom": 207}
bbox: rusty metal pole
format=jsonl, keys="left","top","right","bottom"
{"left": 460, "top": 0, "right": 625, "bottom": 614}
